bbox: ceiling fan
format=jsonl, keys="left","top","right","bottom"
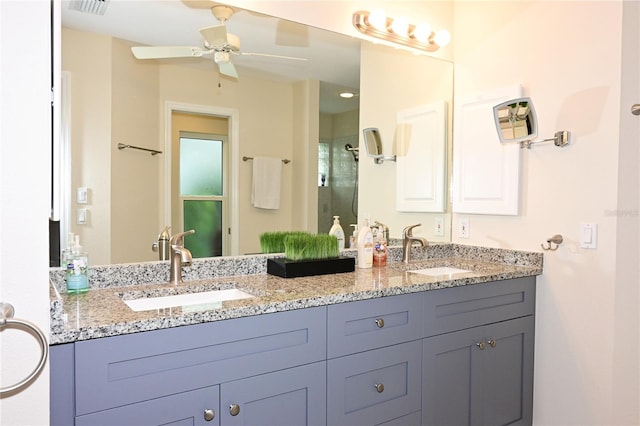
{"left": 131, "top": 5, "right": 306, "bottom": 78}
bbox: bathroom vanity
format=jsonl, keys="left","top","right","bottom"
{"left": 49, "top": 244, "right": 541, "bottom": 426}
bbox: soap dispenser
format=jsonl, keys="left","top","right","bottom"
{"left": 349, "top": 224, "right": 359, "bottom": 249}
{"left": 357, "top": 218, "right": 373, "bottom": 269}
{"left": 66, "top": 235, "right": 89, "bottom": 294}
{"left": 328, "top": 216, "right": 345, "bottom": 251}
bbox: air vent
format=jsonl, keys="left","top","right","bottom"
{"left": 68, "top": 0, "right": 110, "bottom": 15}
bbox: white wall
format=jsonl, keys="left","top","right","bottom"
{"left": 452, "top": 1, "right": 638, "bottom": 424}
{"left": 0, "top": 1, "right": 51, "bottom": 424}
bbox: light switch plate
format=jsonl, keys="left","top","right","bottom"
{"left": 580, "top": 222, "right": 597, "bottom": 249}
{"left": 77, "top": 187, "right": 88, "bottom": 204}
{"left": 77, "top": 208, "right": 88, "bottom": 225}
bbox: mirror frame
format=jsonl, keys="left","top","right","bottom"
{"left": 493, "top": 97, "right": 538, "bottom": 144}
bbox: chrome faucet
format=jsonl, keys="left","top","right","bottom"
{"left": 373, "top": 221, "right": 389, "bottom": 242}
{"left": 402, "top": 224, "right": 428, "bottom": 263}
{"left": 169, "top": 229, "right": 195, "bottom": 285}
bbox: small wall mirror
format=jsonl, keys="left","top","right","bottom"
{"left": 363, "top": 127, "right": 382, "bottom": 159}
{"left": 362, "top": 127, "right": 395, "bottom": 164}
{"left": 493, "top": 97, "right": 538, "bottom": 144}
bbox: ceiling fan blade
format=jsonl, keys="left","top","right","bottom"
{"left": 131, "top": 46, "right": 205, "bottom": 59}
{"left": 200, "top": 25, "right": 228, "bottom": 48}
{"left": 236, "top": 51, "right": 307, "bottom": 61}
{"left": 217, "top": 62, "right": 238, "bottom": 78}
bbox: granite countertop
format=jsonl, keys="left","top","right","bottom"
{"left": 49, "top": 244, "right": 543, "bottom": 345}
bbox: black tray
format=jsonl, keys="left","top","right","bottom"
{"left": 267, "top": 256, "right": 355, "bottom": 278}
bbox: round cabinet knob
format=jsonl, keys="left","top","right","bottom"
{"left": 375, "top": 318, "right": 385, "bottom": 328}
{"left": 476, "top": 341, "right": 486, "bottom": 350}
{"left": 229, "top": 404, "right": 241, "bottom": 416}
{"left": 203, "top": 409, "right": 215, "bottom": 422}
{"left": 374, "top": 383, "right": 385, "bottom": 393}
{"left": 487, "top": 338, "right": 497, "bottom": 348}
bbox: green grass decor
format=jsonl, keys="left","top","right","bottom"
{"left": 259, "top": 231, "right": 310, "bottom": 254}
{"left": 284, "top": 234, "right": 339, "bottom": 261}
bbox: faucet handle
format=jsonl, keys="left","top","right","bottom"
{"left": 403, "top": 224, "right": 422, "bottom": 237}
{"left": 170, "top": 229, "right": 195, "bottom": 246}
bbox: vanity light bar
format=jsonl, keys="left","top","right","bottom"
{"left": 352, "top": 10, "right": 450, "bottom": 53}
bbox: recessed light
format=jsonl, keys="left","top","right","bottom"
{"left": 339, "top": 91, "right": 355, "bottom": 99}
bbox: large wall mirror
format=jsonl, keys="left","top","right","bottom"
{"left": 56, "top": 0, "right": 453, "bottom": 266}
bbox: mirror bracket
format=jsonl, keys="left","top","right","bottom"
{"left": 372, "top": 155, "right": 397, "bottom": 165}
{"left": 520, "top": 130, "right": 570, "bottom": 149}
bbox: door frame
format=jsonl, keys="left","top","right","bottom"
{"left": 164, "top": 102, "right": 239, "bottom": 256}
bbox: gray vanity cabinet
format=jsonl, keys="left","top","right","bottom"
{"left": 421, "top": 278, "right": 536, "bottom": 426}
{"left": 50, "top": 276, "right": 536, "bottom": 426}
{"left": 51, "top": 307, "right": 327, "bottom": 426}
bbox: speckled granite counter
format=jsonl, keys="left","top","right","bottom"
{"left": 49, "top": 244, "right": 543, "bottom": 345}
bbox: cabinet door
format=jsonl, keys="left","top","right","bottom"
{"left": 220, "top": 362, "right": 326, "bottom": 426}
{"left": 75, "top": 385, "right": 220, "bottom": 426}
{"left": 422, "top": 316, "right": 534, "bottom": 426}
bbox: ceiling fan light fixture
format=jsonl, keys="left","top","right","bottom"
{"left": 68, "top": 0, "right": 110, "bottom": 16}
{"left": 214, "top": 51, "right": 231, "bottom": 64}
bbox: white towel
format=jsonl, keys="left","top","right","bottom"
{"left": 251, "top": 157, "right": 282, "bottom": 209}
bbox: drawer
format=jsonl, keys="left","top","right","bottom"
{"left": 423, "top": 277, "right": 535, "bottom": 337}
{"left": 327, "top": 340, "right": 422, "bottom": 426}
{"left": 327, "top": 293, "right": 423, "bottom": 358}
{"left": 74, "top": 306, "right": 326, "bottom": 415}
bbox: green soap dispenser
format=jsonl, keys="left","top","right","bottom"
{"left": 66, "top": 235, "right": 89, "bottom": 294}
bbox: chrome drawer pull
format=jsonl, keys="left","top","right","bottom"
{"left": 203, "top": 409, "right": 215, "bottom": 421}
{"left": 375, "top": 318, "right": 385, "bottom": 328}
{"left": 374, "top": 383, "right": 385, "bottom": 393}
{"left": 229, "top": 404, "right": 240, "bottom": 416}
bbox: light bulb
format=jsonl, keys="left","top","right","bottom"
{"left": 367, "top": 9, "right": 387, "bottom": 31}
{"left": 339, "top": 92, "right": 355, "bottom": 99}
{"left": 390, "top": 16, "right": 409, "bottom": 36}
{"left": 433, "top": 29, "right": 451, "bottom": 47}
{"left": 411, "top": 23, "right": 432, "bottom": 43}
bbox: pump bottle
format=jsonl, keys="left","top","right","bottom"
{"left": 328, "top": 216, "right": 345, "bottom": 251}
{"left": 357, "top": 218, "right": 373, "bottom": 268}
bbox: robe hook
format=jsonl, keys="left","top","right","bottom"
{"left": 542, "top": 234, "right": 563, "bottom": 251}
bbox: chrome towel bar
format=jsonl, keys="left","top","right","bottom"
{"left": 242, "top": 156, "right": 290, "bottom": 164}
{"left": 117, "top": 143, "right": 162, "bottom": 156}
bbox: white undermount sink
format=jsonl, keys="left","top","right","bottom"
{"left": 408, "top": 267, "right": 472, "bottom": 277}
{"left": 123, "top": 288, "right": 255, "bottom": 312}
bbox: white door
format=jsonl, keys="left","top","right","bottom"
{"left": 0, "top": 1, "right": 51, "bottom": 424}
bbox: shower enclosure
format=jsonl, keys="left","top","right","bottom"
{"left": 318, "top": 133, "right": 359, "bottom": 234}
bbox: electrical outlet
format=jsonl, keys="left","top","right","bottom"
{"left": 458, "top": 218, "right": 470, "bottom": 238}
{"left": 434, "top": 217, "right": 445, "bottom": 236}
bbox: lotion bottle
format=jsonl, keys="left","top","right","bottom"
{"left": 328, "top": 216, "right": 345, "bottom": 251}
{"left": 357, "top": 218, "right": 373, "bottom": 268}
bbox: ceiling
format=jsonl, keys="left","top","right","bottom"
{"left": 60, "top": 0, "right": 362, "bottom": 113}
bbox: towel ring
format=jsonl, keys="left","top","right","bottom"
{"left": 0, "top": 302, "right": 49, "bottom": 396}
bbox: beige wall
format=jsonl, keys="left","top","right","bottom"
{"left": 62, "top": 28, "right": 112, "bottom": 264}
{"left": 111, "top": 37, "right": 160, "bottom": 264}
{"left": 452, "top": 1, "right": 638, "bottom": 424}
{"left": 358, "top": 42, "right": 453, "bottom": 241}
